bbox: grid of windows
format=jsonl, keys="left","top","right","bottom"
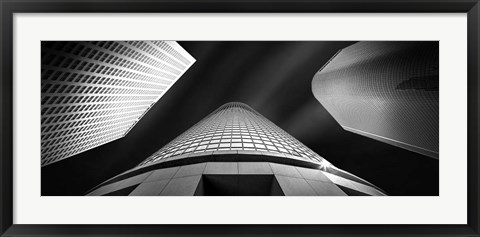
{"left": 41, "top": 41, "right": 195, "bottom": 166}
{"left": 312, "top": 41, "right": 438, "bottom": 158}
{"left": 138, "top": 102, "right": 325, "bottom": 167}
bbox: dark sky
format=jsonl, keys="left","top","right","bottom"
{"left": 41, "top": 41, "right": 439, "bottom": 196}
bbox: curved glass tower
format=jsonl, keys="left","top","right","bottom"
{"left": 312, "top": 41, "right": 439, "bottom": 158}
{"left": 87, "top": 102, "right": 386, "bottom": 196}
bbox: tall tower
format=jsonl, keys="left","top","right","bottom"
{"left": 312, "top": 41, "right": 439, "bottom": 158}
{"left": 41, "top": 41, "right": 195, "bottom": 166}
{"left": 87, "top": 102, "right": 385, "bottom": 196}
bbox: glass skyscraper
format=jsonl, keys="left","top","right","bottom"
{"left": 87, "top": 102, "right": 386, "bottom": 196}
{"left": 41, "top": 41, "right": 195, "bottom": 166}
{"left": 312, "top": 41, "right": 439, "bottom": 158}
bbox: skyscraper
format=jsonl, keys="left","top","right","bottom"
{"left": 41, "top": 41, "right": 195, "bottom": 166}
{"left": 312, "top": 41, "right": 439, "bottom": 158}
{"left": 86, "top": 102, "right": 385, "bottom": 196}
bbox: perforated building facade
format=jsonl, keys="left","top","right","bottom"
{"left": 41, "top": 41, "right": 195, "bottom": 166}
{"left": 87, "top": 102, "right": 386, "bottom": 196}
{"left": 138, "top": 102, "right": 323, "bottom": 167}
{"left": 312, "top": 41, "right": 439, "bottom": 158}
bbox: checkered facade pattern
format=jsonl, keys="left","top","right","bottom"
{"left": 312, "top": 41, "right": 439, "bottom": 158}
{"left": 41, "top": 41, "right": 195, "bottom": 166}
{"left": 87, "top": 102, "right": 386, "bottom": 196}
{"left": 138, "top": 102, "right": 324, "bottom": 167}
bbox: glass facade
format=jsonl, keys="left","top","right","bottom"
{"left": 41, "top": 41, "right": 195, "bottom": 166}
{"left": 138, "top": 102, "right": 325, "bottom": 167}
{"left": 86, "top": 102, "right": 386, "bottom": 196}
{"left": 312, "top": 41, "right": 439, "bottom": 158}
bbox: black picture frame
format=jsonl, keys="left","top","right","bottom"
{"left": 1, "top": 1, "right": 479, "bottom": 236}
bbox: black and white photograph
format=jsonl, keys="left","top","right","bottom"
{"left": 40, "top": 41, "right": 439, "bottom": 196}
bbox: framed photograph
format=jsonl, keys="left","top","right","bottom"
{"left": 1, "top": 0, "right": 479, "bottom": 236}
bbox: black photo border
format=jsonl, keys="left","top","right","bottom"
{"left": 1, "top": 1, "right": 479, "bottom": 236}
